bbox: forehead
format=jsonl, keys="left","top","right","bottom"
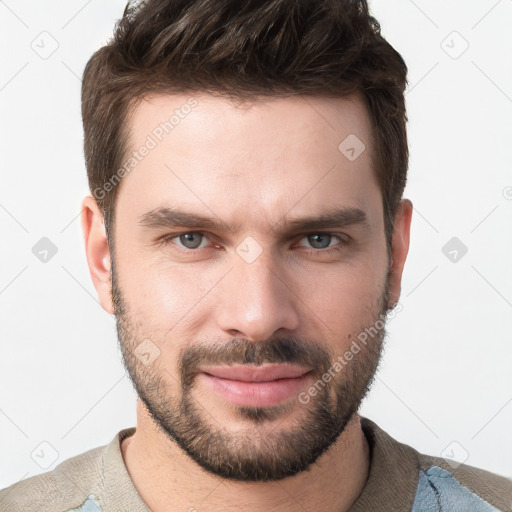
{"left": 128, "top": 92, "right": 373, "bottom": 157}
{"left": 117, "top": 92, "right": 380, "bottom": 230}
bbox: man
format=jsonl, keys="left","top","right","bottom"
{"left": 1, "top": 0, "right": 511, "bottom": 510}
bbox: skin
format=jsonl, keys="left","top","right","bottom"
{"left": 81, "top": 92, "right": 412, "bottom": 512}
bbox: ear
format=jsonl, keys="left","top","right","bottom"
{"left": 81, "top": 195, "right": 114, "bottom": 315}
{"left": 387, "top": 198, "right": 413, "bottom": 309}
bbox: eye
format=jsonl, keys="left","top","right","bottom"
{"left": 171, "top": 232, "right": 210, "bottom": 250}
{"left": 160, "top": 231, "right": 349, "bottom": 255}
{"left": 299, "top": 232, "right": 348, "bottom": 253}
{"left": 297, "top": 233, "right": 343, "bottom": 251}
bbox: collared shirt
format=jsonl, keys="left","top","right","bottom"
{"left": 1, "top": 416, "right": 511, "bottom": 511}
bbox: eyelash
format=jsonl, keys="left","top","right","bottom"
{"left": 159, "top": 231, "right": 350, "bottom": 256}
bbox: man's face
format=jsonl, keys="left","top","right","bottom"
{"left": 108, "top": 93, "right": 395, "bottom": 482}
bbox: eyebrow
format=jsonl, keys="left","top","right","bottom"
{"left": 138, "top": 205, "right": 370, "bottom": 234}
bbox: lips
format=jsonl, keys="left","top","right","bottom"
{"left": 200, "top": 364, "right": 312, "bottom": 382}
{"left": 198, "top": 364, "right": 314, "bottom": 408}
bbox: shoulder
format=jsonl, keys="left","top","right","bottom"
{"left": 0, "top": 444, "right": 106, "bottom": 512}
{"left": 412, "top": 453, "right": 512, "bottom": 512}
{"left": 358, "top": 416, "right": 512, "bottom": 512}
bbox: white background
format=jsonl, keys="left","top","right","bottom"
{"left": 1, "top": 0, "right": 511, "bottom": 489}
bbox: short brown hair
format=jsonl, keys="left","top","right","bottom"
{"left": 81, "top": 0, "right": 408, "bottom": 253}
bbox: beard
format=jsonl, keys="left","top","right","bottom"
{"left": 111, "top": 257, "right": 391, "bottom": 482}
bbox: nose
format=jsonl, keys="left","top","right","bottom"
{"left": 216, "top": 249, "right": 300, "bottom": 342}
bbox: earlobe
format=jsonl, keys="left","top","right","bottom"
{"left": 81, "top": 195, "right": 114, "bottom": 315}
{"left": 387, "top": 199, "right": 413, "bottom": 310}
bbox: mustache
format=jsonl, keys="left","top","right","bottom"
{"left": 178, "top": 336, "right": 332, "bottom": 387}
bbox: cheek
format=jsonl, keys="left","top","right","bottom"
{"left": 116, "top": 244, "right": 218, "bottom": 345}
{"left": 301, "top": 261, "right": 386, "bottom": 335}
{"left": 123, "top": 264, "right": 206, "bottom": 322}
{"left": 115, "top": 261, "right": 205, "bottom": 375}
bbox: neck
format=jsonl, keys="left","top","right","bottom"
{"left": 121, "top": 399, "right": 370, "bottom": 512}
